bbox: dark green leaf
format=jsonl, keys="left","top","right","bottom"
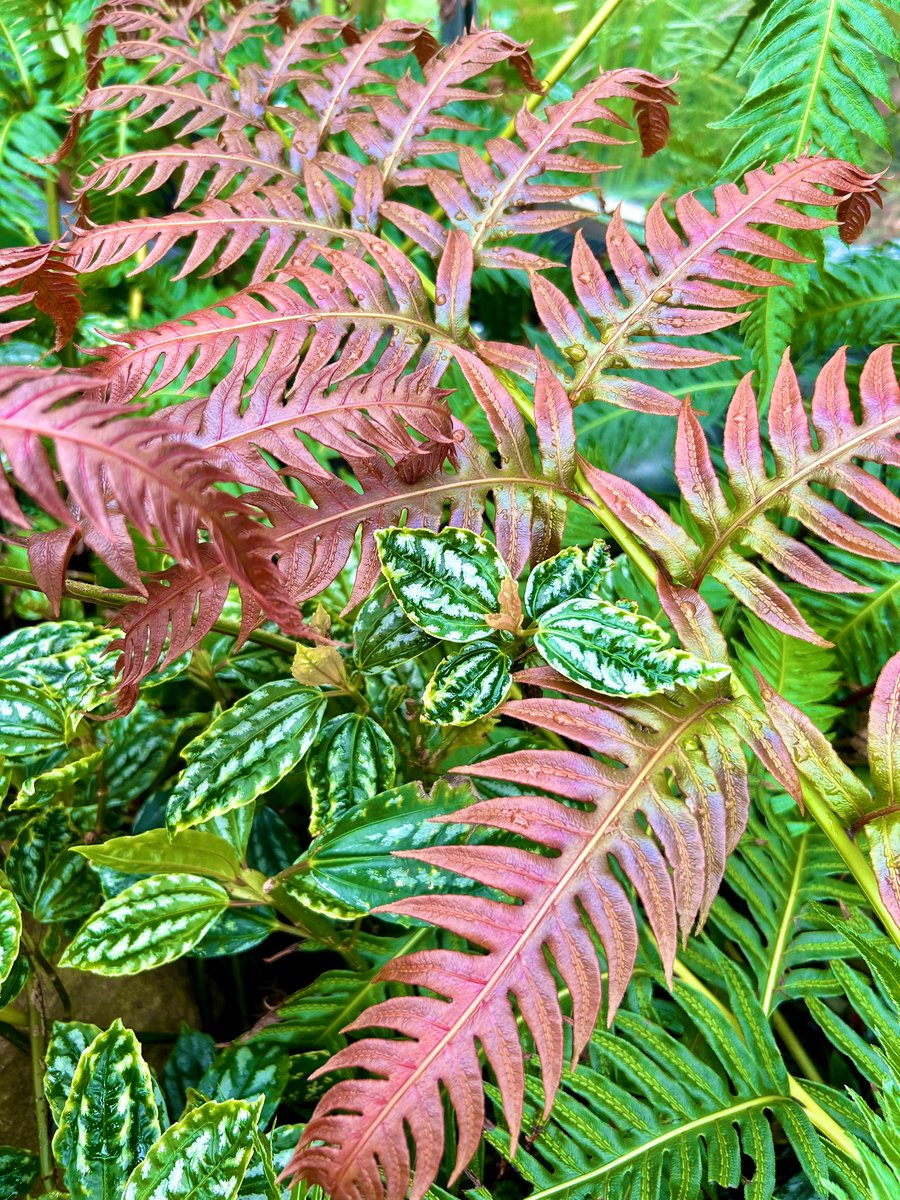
{"left": 122, "top": 1099, "right": 259, "bottom": 1200}
{"left": 523, "top": 539, "right": 611, "bottom": 620}
{"left": 0, "top": 1147, "right": 39, "bottom": 1200}
{"left": 376, "top": 526, "right": 510, "bottom": 643}
{"left": 534, "top": 598, "right": 730, "bottom": 696}
{"left": 59, "top": 874, "right": 229, "bottom": 975}
{"left": 352, "top": 582, "right": 435, "bottom": 673}
{"left": 52, "top": 1020, "right": 161, "bottom": 1200}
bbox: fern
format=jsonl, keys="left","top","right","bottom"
{"left": 585, "top": 346, "right": 900, "bottom": 644}
{"left": 494, "top": 157, "right": 881, "bottom": 412}
{"left": 716, "top": 0, "right": 899, "bottom": 177}
{"left": 486, "top": 959, "right": 829, "bottom": 1200}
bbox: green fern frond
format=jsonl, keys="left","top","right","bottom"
{"left": 700, "top": 794, "right": 860, "bottom": 1014}
{"left": 714, "top": 0, "right": 899, "bottom": 176}
{"left": 737, "top": 613, "right": 842, "bottom": 731}
{"left": 799, "top": 249, "right": 900, "bottom": 357}
{"left": 792, "top": 529, "right": 900, "bottom": 687}
{"left": 486, "top": 959, "right": 829, "bottom": 1200}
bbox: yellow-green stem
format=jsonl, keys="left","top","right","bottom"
{"left": 0, "top": 564, "right": 298, "bottom": 656}
{"left": 497, "top": 0, "right": 626, "bottom": 141}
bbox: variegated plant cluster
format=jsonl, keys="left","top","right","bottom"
{"left": 0, "top": 2, "right": 898, "bottom": 1200}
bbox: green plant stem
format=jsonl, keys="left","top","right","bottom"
{"left": 27, "top": 971, "right": 55, "bottom": 1194}
{"left": 0, "top": 564, "right": 298, "bottom": 656}
{"left": 772, "top": 1009, "right": 825, "bottom": 1084}
{"left": 800, "top": 780, "right": 900, "bottom": 954}
{"left": 44, "top": 176, "right": 61, "bottom": 243}
{"left": 497, "top": 0, "right": 626, "bottom": 141}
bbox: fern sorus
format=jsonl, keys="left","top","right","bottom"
{"left": 0, "top": 4, "right": 897, "bottom": 1200}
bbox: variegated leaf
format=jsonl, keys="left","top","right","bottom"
{"left": 52, "top": 1020, "right": 161, "bottom": 1200}
{"left": 14, "top": 748, "right": 106, "bottom": 810}
{"left": 197, "top": 1042, "right": 288, "bottom": 1128}
{"left": 351, "top": 583, "right": 435, "bottom": 673}
{"left": 534, "top": 598, "right": 731, "bottom": 696}
{"left": 268, "top": 780, "right": 476, "bottom": 920}
{"left": 165, "top": 681, "right": 326, "bottom": 836}
{"left": 0, "top": 885, "right": 21, "bottom": 987}
{"left": 523, "top": 539, "right": 612, "bottom": 620}
{"left": 59, "top": 874, "right": 229, "bottom": 975}
{"left": 0, "top": 1148, "right": 39, "bottom": 1199}
{"left": 306, "top": 714, "right": 396, "bottom": 836}
{"left": 376, "top": 526, "right": 511, "bottom": 643}
{"left": 123, "top": 1099, "right": 260, "bottom": 1200}
{"left": 44, "top": 1021, "right": 102, "bottom": 1124}
{"left": 0, "top": 680, "right": 72, "bottom": 758}
{"left": 422, "top": 643, "right": 512, "bottom": 726}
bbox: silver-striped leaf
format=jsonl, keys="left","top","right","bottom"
{"left": 197, "top": 1042, "right": 288, "bottom": 1128}
{"left": 0, "top": 1147, "right": 39, "bottom": 1199}
{"left": 306, "top": 714, "right": 396, "bottom": 836}
{"left": 0, "top": 680, "right": 72, "bottom": 758}
{"left": 523, "top": 539, "right": 612, "bottom": 619}
{"left": 422, "top": 643, "right": 513, "bottom": 726}
{"left": 123, "top": 1098, "right": 260, "bottom": 1200}
{"left": 352, "top": 583, "right": 435, "bottom": 673}
{"left": 59, "top": 874, "right": 229, "bottom": 975}
{"left": 0, "top": 885, "right": 21, "bottom": 987}
{"left": 534, "top": 598, "right": 731, "bottom": 696}
{"left": 52, "top": 1020, "right": 161, "bottom": 1200}
{"left": 269, "top": 780, "right": 477, "bottom": 920}
{"left": 376, "top": 526, "right": 511, "bottom": 643}
{"left": 44, "top": 1020, "right": 102, "bottom": 1124}
{"left": 165, "top": 681, "right": 326, "bottom": 836}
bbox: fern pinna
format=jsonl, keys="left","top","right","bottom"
{"left": 0, "top": 2, "right": 898, "bottom": 1200}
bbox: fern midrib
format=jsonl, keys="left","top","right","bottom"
{"left": 569, "top": 158, "right": 828, "bottom": 404}
{"left": 835, "top": 575, "right": 900, "bottom": 644}
{"left": 380, "top": 41, "right": 474, "bottom": 187}
{"left": 761, "top": 830, "right": 808, "bottom": 1014}
{"left": 470, "top": 74, "right": 617, "bottom": 258}
{"left": 792, "top": 0, "right": 840, "bottom": 156}
{"left": 82, "top": 146, "right": 303, "bottom": 192}
{"left": 690, "top": 407, "right": 900, "bottom": 586}
{"left": 271, "top": 473, "right": 576, "bottom": 548}
{"left": 104, "top": 308, "right": 445, "bottom": 378}
{"left": 327, "top": 694, "right": 726, "bottom": 1194}
{"left": 526, "top": 1092, "right": 789, "bottom": 1199}
{"left": 96, "top": 82, "right": 266, "bottom": 129}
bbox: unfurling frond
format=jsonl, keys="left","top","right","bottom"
{"left": 485, "top": 156, "right": 882, "bottom": 413}
{"left": 585, "top": 345, "right": 900, "bottom": 643}
{"left": 290, "top": 615, "right": 797, "bottom": 1200}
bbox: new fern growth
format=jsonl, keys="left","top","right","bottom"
{"left": 0, "top": 3, "right": 897, "bottom": 1200}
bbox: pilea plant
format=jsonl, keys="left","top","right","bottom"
{"left": 0, "top": 2, "right": 898, "bottom": 1200}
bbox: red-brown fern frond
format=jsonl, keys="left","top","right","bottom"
{"left": 384, "top": 69, "right": 677, "bottom": 270}
{"left": 320, "top": 27, "right": 539, "bottom": 194}
{"left": 0, "top": 245, "right": 83, "bottom": 351}
{"left": 67, "top": 185, "right": 352, "bottom": 281}
{"left": 585, "top": 344, "right": 899, "bottom": 644}
{"left": 0, "top": 367, "right": 293, "bottom": 623}
{"left": 289, "top": 592, "right": 796, "bottom": 1200}
{"left": 483, "top": 156, "right": 882, "bottom": 411}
